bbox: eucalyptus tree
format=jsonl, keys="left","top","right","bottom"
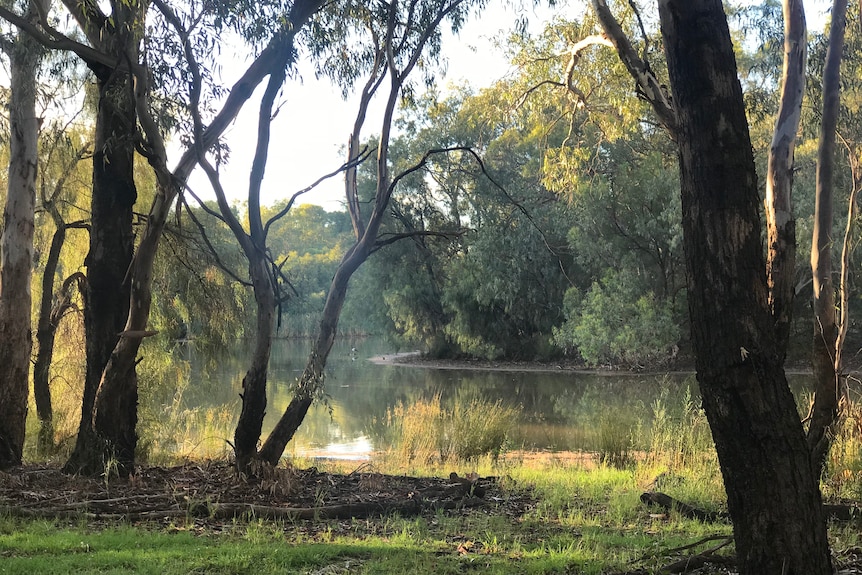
{"left": 596, "top": 0, "right": 832, "bottom": 572}
{"left": 503, "top": 11, "right": 685, "bottom": 365}
{"left": 808, "top": 0, "right": 849, "bottom": 478}
{"left": 0, "top": 0, "right": 50, "bottom": 469}
{"left": 764, "top": 0, "right": 807, "bottom": 353}
{"left": 0, "top": 0, "right": 327, "bottom": 474}
{"left": 255, "top": 0, "right": 487, "bottom": 466}
{"left": 32, "top": 125, "right": 91, "bottom": 453}
{"left": 87, "top": 0, "right": 327, "bottom": 476}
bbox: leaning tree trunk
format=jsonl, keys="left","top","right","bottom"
{"left": 64, "top": 71, "right": 138, "bottom": 476}
{"left": 808, "top": 0, "right": 848, "bottom": 479}
{"left": 658, "top": 1, "right": 832, "bottom": 574}
{"left": 81, "top": 0, "right": 326, "bottom": 479}
{"left": 766, "top": 0, "right": 806, "bottom": 353}
{"left": 0, "top": 0, "right": 47, "bottom": 469}
{"left": 33, "top": 218, "right": 66, "bottom": 453}
{"left": 32, "top": 216, "right": 88, "bottom": 453}
{"left": 257, "top": 248, "right": 366, "bottom": 465}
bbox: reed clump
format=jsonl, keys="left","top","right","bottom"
{"left": 385, "top": 393, "right": 520, "bottom": 464}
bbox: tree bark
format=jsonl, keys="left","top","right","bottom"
{"left": 808, "top": 0, "right": 848, "bottom": 479}
{"left": 33, "top": 220, "right": 66, "bottom": 452}
{"left": 658, "top": 1, "right": 832, "bottom": 574}
{"left": 766, "top": 0, "right": 806, "bottom": 353}
{"left": 0, "top": 0, "right": 47, "bottom": 469}
{"left": 232, "top": 253, "right": 277, "bottom": 472}
{"left": 257, "top": 249, "right": 365, "bottom": 465}
{"left": 64, "top": 69, "right": 139, "bottom": 476}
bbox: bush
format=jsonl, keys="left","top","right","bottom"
{"left": 553, "top": 274, "right": 681, "bottom": 367}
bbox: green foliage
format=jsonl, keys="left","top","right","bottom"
{"left": 150, "top": 204, "right": 253, "bottom": 352}
{"left": 553, "top": 271, "right": 680, "bottom": 368}
{"left": 265, "top": 204, "right": 355, "bottom": 336}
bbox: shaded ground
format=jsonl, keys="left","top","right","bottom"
{"left": 4, "top": 462, "right": 862, "bottom": 573}
{"left": 0, "top": 462, "right": 529, "bottom": 527}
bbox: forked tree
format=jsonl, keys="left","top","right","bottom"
{"left": 255, "top": 0, "right": 480, "bottom": 467}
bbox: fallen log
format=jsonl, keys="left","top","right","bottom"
{"left": 639, "top": 492, "right": 725, "bottom": 523}
{"left": 0, "top": 496, "right": 486, "bottom": 522}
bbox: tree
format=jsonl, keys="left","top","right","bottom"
{"left": 52, "top": 0, "right": 144, "bottom": 475}
{"left": 33, "top": 127, "right": 91, "bottom": 453}
{"left": 92, "top": 0, "right": 327, "bottom": 476}
{"left": 807, "top": 0, "right": 848, "bottom": 479}
{"left": 0, "top": 0, "right": 50, "bottom": 468}
{"left": 765, "top": 0, "right": 806, "bottom": 353}
{"left": 256, "top": 0, "right": 479, "bottom": 466}
{"left": 656, "top": 1, "right": 832, "bottom": 572}
{"left": 0, "top": 0, "right": 329, "bottom": 474}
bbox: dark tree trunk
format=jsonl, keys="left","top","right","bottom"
{"left": 33, "top": 224, "right": 66, "bottom": 452}
{"left": 658, "top": 1, "right": 832, "bottom": 574}
{"left": 64, "top": 71, "right": 137, "bottom": 476}
{"left": 233, "top": 254, "right": 277, "bottom": 472}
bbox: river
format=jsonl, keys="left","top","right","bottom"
{"left": 166, "top": 337, "right": 812, "bottom": 462}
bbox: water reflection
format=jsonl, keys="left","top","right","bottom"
{"left": 173, "top": 338, "right": 813, "bottom": 460}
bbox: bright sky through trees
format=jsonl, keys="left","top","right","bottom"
{"left": 181, "top": 0, "right": 831, "bottom": 212}
{"left": 181, "top": 1, "right": 559, "bottom": 211}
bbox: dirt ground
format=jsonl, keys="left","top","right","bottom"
{"left": 0, "top": 461, "right": 531, "bottom": 528}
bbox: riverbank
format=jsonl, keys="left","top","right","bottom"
{"left": 369, "top": 351, "right": 821, "bottom": 376}
{"left": 368, "top": 351, "right": 694, "bottom": 374}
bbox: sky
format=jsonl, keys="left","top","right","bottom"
{"left": 180, "top": 2, "right": 561, "bottom": 212}
{"left": 181, "top": 0, "right": 834, "bottom": 212}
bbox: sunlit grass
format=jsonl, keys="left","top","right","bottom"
{"left": 17, "top": 355, "right": 862, "bottom": 574}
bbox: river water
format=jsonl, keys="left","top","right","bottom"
{"left": 172, "top": 337, "right": 812, "bottom": 461}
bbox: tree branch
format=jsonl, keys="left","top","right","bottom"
{"left": 0, "top": 5, "right": 113, "bottom": 70}
{"left": 371, "top": 229, "right": 466, "bottom": 253}
{"left": 263, "top": 147, "right": 374, "bottom": 239}
{"left": 591, "top": 0, "right": 677, "bottom": 135}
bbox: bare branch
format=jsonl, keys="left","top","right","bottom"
{"left": 371, "top": 229, "right": 466, "bottom": 253}
{"left": 0, "top": 5, "right": 113, "bottom": 70}
{"left": 514, "top": 80, "right": 566, "bottom": 110}
{"left": 564, "top": 34, "right": 614, "bottom": 105}
{"left": 177, "top": 194, "right": 252, "bottom": 287}
{"left": 263, "top": 147, "right": 374, "bottom": 239}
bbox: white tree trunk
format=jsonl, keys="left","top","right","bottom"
{"left": 0, "top": 0, "right": 48, "bottom": 468}
{"left": 765, "top": 0, "right": 806, "bottom": 351}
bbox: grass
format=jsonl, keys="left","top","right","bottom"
{"left": 14, "top": 367, "right": 862, "bottom": 573}
{"left": 0, "top": 456, "right": 736, "bottom": 575}
{"left": 6, "top": 443, "right": 862, "bottom": 574}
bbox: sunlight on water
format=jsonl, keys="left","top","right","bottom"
{"left": 170, "top": 337, "right": 814, "bottom": 462}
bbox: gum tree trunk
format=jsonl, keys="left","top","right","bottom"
{"left": 765, "top": 0, "right": 806, "bottom": 352}
{"left": 257, "top": 249, "right": 365, "bottom": 465}
{"left": 808, "top": 0, "right": 848, "bottom": 478}
{"left": 0, "top": 0, "right": 48, "bottom": 469}
{"left": 63, "top": 69, "right": 138, "bottom": 476}
{"left": 658, "top": 1, "right": 832, "bottom": 573}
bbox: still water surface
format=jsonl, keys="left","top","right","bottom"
{"left": 177, "top": 337, "right": 812, "bottom": 461}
